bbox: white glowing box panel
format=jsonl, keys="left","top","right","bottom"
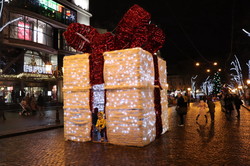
{"left": 63, "top": 54, "right": 91, "bottom": 142}
{"left": 158, "top": 58, "right": 169, "bottom": 134}
{"left": 104, "top": 48, "right": 157, "bottom": 146}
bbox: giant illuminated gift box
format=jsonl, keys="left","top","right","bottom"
{"left": 63, "top": 47, "right": 168, "bottom": 146}
{"left": 63, "top": 53, "right": 91, "bottom": 142}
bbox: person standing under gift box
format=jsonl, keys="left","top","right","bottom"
{"left": 96, "top": 112, "right": 106, "bottom": 142}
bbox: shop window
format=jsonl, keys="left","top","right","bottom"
{"left": 9, "top": 13, "right": 54, "bottom": 47}
{"left": 8, "top": 0, "right": 77, "bottom": 25}
{"left": 23, "top": 51, "right": 57, "bottom": 74}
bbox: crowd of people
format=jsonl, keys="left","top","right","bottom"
{"left": 176, "top": 93, "right": 244, "bottom": 126}
{"left": 19, "top": 92, "right": 45, "bottom": 117}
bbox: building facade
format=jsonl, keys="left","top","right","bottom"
{"left": 167, "top": 74, "right": 191, "bottom": 92}
{"left": 0, "top": 0, "right": 91, "bottom": 103}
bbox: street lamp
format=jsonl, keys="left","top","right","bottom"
{"left": 213, "top": 62, "right": 218, "bottom": 66}
{"left": 195, "top": 62, "right": 200, "bottom": 66}
{"left": 247, "top": 79, "right": 250, "bottom": 85}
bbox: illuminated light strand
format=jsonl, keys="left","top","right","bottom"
{"left": 158, "top": 57, "right": 168, "bottom": 133}
{"left": 0, "top": 1, "right": 23, "bottom": 32}
{"left": 246, "top": 60, "right": 250, "bottom": 79}
{"left": 75, "top": 32, "right": 90, "bottom": 43}
{"left": 104, "top": 48, "right": 161, "bottom": 146}
{"left": 0, "top": 0, "right": 3, "bottom": 20}
{"left": 201, "top": 76, "right": 213, "bottom": 95}
{"left": 63, "top": 48, "right": 168, "bottom": 146}
{"left": 230, "top": 55, "right": 244, "bottom": 95}
{"left": 0, "top": 17, "right": 22, "bottom": 32}
{"left": 242, "top": 29, "right": 250, "bottom": 37}
{"left": 191, "top": 75, "right": 198, "bottom": 97}
{"left": 63, "top": 53, "right": 91, "bottom": 142}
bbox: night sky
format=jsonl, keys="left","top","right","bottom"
{"left": 89, "top": 0, "right": 250, "bottom": 76}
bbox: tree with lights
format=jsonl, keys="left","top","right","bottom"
{"left": 212, "top": 72, "right": 222, "bottom": 95}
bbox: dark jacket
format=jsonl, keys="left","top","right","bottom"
{"left": 207, "top": 100, "right": 215, "bottom": 113}
{"left": 37, "top": 95, "right": 44, "bottom": 106}
{"left": 177, "top": 96, "right": 187, "bottom": 107}
{"left": 234, "top": 97, "right": 243, "bottom": 109}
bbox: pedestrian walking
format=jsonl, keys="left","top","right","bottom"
{"left": 176, "top": 93, "right": 187, "bottom": 126}
{"left": 220, "top": 94, "right": 226, "bottom": 112}
{"left": 30, "top": 94, "right": 37, "bottom": 112}
{"left": 37, "top": 93, "right": 45, "bottom": 117}
{"left": 233, "top": 94, "right": 243, "bottom": 118}
{"left": 207, "top": 97, "right": 215, "bottom": 122}
{"left": 196, "top": 100, "right": 208, "bottom": 123}
{"left": 224, "top": 94, "right": 234, "bottom": 118}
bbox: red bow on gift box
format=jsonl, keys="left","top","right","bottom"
{"left": 63, "top": 4, "right": 165, "bottom": 138}
{"left": 63, "top": 4, "right": 165, "bottom": 56}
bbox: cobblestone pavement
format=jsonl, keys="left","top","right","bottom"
{"left": 0, "top": 102, "right": 249, "bottom": 166}
{"left": 0, "top": 107, "right": 63, "bottom": 137}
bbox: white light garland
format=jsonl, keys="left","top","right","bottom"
{"left": 0, "top": 0, "right": 22, "bottom": 32}
{"left": 191, "top": 75, "right": 198, "bottom": 97}
{"left": 230, "top": 55, "right": 244, "bottom": 95}
{"left": 246, "top": 60, "right": 250, "bottom": 79}
{"left": 104, "top": 48, "right": 156, "bottom": 146}
{"left": 63, "top": 54, "right": 91, "bottom": 142}
{"left": 63, "top": 48, "right": 169, "bottom": 146}
{"left": 242, "top": 29, "right": 250, "bottom": 37}
{"left": 201, "top": 76, "right": 214, "bottom": 95}
{"left": 158, "top": 57, "right": 168, "bottom": 134}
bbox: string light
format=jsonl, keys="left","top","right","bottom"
{"left": 63, "top": 48, "right": 169, "bottom": 146}
{"left": 157, "top": 57, "right": 169, "bottom": 133}
{"left": 230, "top": 55, "right": 244, "bottom": 95}
{"left": 63, "top": 53, "right": 91, "bottom": 142}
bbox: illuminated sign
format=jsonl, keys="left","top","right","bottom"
{"left": 18, "top": 21, "right": 32, "bottom": 41}
{"left": 39, "top": 0, "right": 63, "bottom": 12}
{"left": 23, "top": 64, "right": 51, "bottom": 74}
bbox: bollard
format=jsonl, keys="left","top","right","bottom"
{"left": 55, "top": 109, "right": 60, "bottom": 123}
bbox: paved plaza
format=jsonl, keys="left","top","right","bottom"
{"left": 0, "top": 102, "right": 249, "bottom": 166}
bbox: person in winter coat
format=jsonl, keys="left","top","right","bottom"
{"left": 96, "top": 112, "right": 106, "bottom": 142}
{"left": 176, "top": 93, "right": 187, "bottom": 126}
{"left": 233, "top": 94, "right": 243, "bottom": 118}
{"left": 224, "top": 94, "right": 234, "bottom": 117}
{"left": 207, "top": 97, "right": 215, "bottom": 122}
{"left": 37, "top": 93, "right": 45, "bottom": 117}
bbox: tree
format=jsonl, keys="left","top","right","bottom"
{"left": 212, "top": 72, "right": 222, "bottom": 95}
